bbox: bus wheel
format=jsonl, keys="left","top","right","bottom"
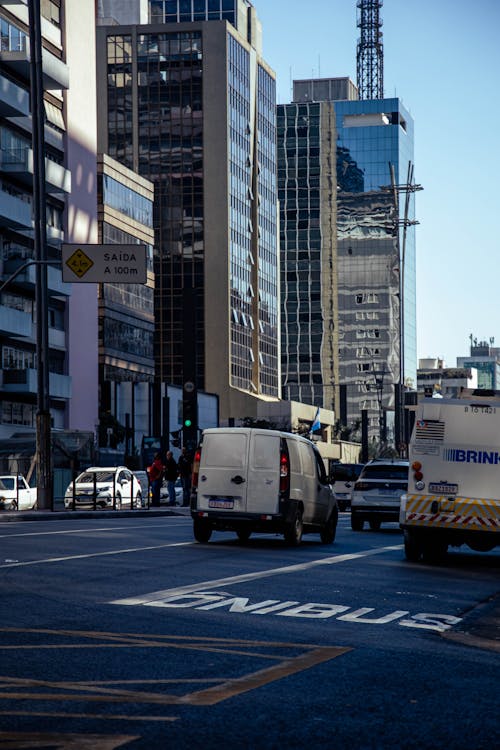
{"left": 422, "top": 536, "right": 448, "bottom": 564}
{"left": 404, "top": 529, "right": 422, "bottom": 562}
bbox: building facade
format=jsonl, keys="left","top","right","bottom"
{"left": 97, "top": 154, "right": 155, "bottom": 455}
{"left": 457, "top": 340, "right": 500, "bottom": 391}
{"left": 0, "top": 1, "right": 75, "bottom": 439}
{"left": 277, "top": 100, "right": 338, "bottom": 411}
{"left": 96, "top": 0, "right": 280, "bottom": 423}
{"left": 291, "top": 79, "right": 416, "bottom": 442}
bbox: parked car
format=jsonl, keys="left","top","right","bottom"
{"left": 329, "top": 463, "right": 364, "bottom": 511}
{"left": 133, "top": 471, "right": 150, "bottom": 505}
{"left": 351, "top": 458, "right": 409, "bottom": 531}
{"left": 0, "top": 475, "right": 37, "bottom": 511}
{"left": 160, "top": 477, "right": 183, "bottom": 505}
{"left": 191, "top": 427, "right": 338, "bottom": 545}
{"left": 64, "top": 467, "right": 142, "bottom": 510}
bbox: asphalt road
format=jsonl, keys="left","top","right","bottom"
{"left": 0, "top": 509, "right": 498, "bottom": 749}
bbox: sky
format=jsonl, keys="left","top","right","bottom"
{"left": 256, "top": 0, "right": 500, "bottom": 368}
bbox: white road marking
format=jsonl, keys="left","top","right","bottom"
{"left": 112, "top": 544, "right": 403, "bottom": 605}
{"left": 0, "top": 520, "right": 190, "bottom": 539}
{"left": 0, "top": 542, "right": 191, "bottom": 568}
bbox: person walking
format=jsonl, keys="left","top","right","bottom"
{"left": 164, "top": 450, "right": 179, "bottom": 506}
{"left": 177, "top": 446, "right": 193, "bottom": 506}
{"left": 147, "top": 452, "right": 164, "bottom": 507}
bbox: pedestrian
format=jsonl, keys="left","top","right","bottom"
{"left": 177, "top": 446, "right": 193, "bottom": 506}
{"left": 164, "top": 450, "right": 179, "bottom": 506}
{"left": 147, "top": 452, "right": 164, "bottom": 507}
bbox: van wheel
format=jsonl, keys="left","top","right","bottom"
{"left": 351, "top": 513, "right": 364, "bottom": 531}
{"left": 236, "top": 529, "right": 252, "bottom": 543}
{"left": 320, "top": 509, "right": 338, "bottom": 544}
{"left": 193, "top": 519, "right": 212, "bottom": 543}
{"left": 284, "top": 509, "right": 303, "bottom": 546}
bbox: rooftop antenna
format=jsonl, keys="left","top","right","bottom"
{"left": 356, "top": 0, "right": 384, "bottom": 99}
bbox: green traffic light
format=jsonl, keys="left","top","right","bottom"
{"left": 184, "top": 419, "right": 192, "bottom": 427}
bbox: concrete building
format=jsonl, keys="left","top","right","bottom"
{"left": 457, "top": 339, "right": 500, "bottom": 391}
{"left": 417, "top": 358, "right": 478, "bottom": 399}
{"left": 96, "top": 0, "right": 280, "bottom": 427}
{"left": 0, "top": 1, "right": 84, "bottom": 439}
{"left": 96, "top": 154, "right": 155, "bottom": 456}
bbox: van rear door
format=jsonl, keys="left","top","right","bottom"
{"left": 246, "top": 431, "right": 280, "bottom": 514}
{"left": 197, "top": 430, "right": 249, "bottom": 513}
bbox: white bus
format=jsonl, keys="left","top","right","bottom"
{"left": 400, "top": 389, "right": 500, "bottom": 562}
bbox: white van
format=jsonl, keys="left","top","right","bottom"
{"left": 190, "top": 428, "right": 338, "bottom": 546}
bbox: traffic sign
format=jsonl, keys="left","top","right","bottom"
{"left": 62, "top": 244, "right": 147, "bottom": 283}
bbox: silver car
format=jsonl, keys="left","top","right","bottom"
{"left": 64, "top": 467, "right": 142, "bottom": 509}
{"left": 351, "top": 459, "right": 409, "bottom": 531}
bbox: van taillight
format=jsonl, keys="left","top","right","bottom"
{"left": 280, "top": 451, "right": 289, "bottom": 493}
{"left": 192, "top": 448, "right": 201, "bottom": 488}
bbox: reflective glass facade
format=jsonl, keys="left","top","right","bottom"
{"left": 277, "top": 101, "right": 337, "bottom": 408}
{"left": 101, "top": 18, "right": 279, "bottom": 408}
{"left": 334, "top": 98, "right": 416, "bottom": 439}
{"left": 150, "top": 0, "right": 238, "bottom": 25}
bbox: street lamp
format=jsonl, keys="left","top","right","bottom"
{"left": 28, "top": 0, "right": 52, "bottom": 509}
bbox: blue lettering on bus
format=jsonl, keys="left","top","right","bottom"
{"left": 443, "top": 448, "right": 500, "bottom": 464}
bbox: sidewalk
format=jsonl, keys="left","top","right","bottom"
{"left": 0, "top": 505, "right": 192, "bottom": 522}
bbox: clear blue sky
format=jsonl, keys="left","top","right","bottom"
{"left": 256, "top": 0, "right": 500, "bottom": 367}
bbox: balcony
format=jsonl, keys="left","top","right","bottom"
{"left": 0, "top": 304, "right": 31, "bottom": 337}
{"left": 0, "top": 43, "right": 69, "bottom": 90}
{"left": 0, "top": 73, "right": 29, "bottom": 117}
{"left": 2, "top": 368, "right": 72, "bottom": 400}
{"left": 0, "top": 147, "right": 71, "bottom": 194}
{"left": 0, "top": 189, "right": 31, "bottom": 228}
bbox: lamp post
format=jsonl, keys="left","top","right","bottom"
{"left": 28, "top": 0, "right": 52, "bottom": 509}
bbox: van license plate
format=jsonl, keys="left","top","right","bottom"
{"left": 429, "top": 483, "right": 458, "bottom": 495}
{"left": 208, "top": 498, "right": 234, "bottom": 509}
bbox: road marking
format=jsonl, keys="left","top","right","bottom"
{"left": 0, "top": 630, "right": 350, "bottom": 710}
{"left": 0, "top": 520, "right": 190, "bottom": 539}
{"left": 0, "top": 541, "right": 191, "bottom": 568}
{"left": 112, "top": 544, "right": 402, "bottom": 605}
{"left": 0, "top": 731, "right": 141, "bottom": 747}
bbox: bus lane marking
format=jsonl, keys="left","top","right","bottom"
{"left": 110, "top": 544, "right": 462, "bottom": 633}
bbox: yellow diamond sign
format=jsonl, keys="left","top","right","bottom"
{"left": 66, "top": 248, "right": 94, "bottom": 278}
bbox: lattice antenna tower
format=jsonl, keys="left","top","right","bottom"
{"left": 356, "top": 0, "right": 384, "bottom": 100}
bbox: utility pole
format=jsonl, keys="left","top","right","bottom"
{"left": 388, "top": 162, "right": 422, "bottom": 455}
{"left": 28, "top": 0, "right": 53, "bottom": 509}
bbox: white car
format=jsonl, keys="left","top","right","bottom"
{"left": 64, "top": 466, "right": 142, "bottom": 510}
{"left": 351, "top": 459, "right": 409, "bottom": 531}
{"left": 0, "top": 475, "right": 37, "bottom": 511}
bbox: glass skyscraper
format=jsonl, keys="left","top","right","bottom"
{"left": 97, "top": 1, "right": 279, "bottom": 422}
{"left": 289, "top": 80, "right": 416, "bottom": 442}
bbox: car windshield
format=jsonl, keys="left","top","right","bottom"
{"left": 331, "top": 465, "right": 363, "bottom": 482}
{"left": 360, "top": 465, "right": 408, "bottom": 480}
{"left": 77, "top": 471, "right": 116, "bottom": 483}
{"left": 0, "top": 478, "right": 15, "bottom": 490}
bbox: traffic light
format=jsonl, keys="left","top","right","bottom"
{"left": 182, "top": 385, "right": 198, "bottom": 451}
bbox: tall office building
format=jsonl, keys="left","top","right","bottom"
{"left": 96, "top": 0, "right": 280, "bottom": 424}
{"left": 289, "top": 79, "right": 416, "bottom": 442}
{"left": 277, "top": 99, "right": 338, "bottom": 411}
{"left": 96, "top": 154, "right": 155, "bottom": 454}
{"left": 0, "top": 1, "right": 97, "bottom": 440}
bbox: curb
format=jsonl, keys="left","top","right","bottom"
{"left": 0, "top": 506, "right": 192, "bottom": 522}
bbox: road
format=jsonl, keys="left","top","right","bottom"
{"left": 0, "top": 510, "right": 498, "bottom": 749}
